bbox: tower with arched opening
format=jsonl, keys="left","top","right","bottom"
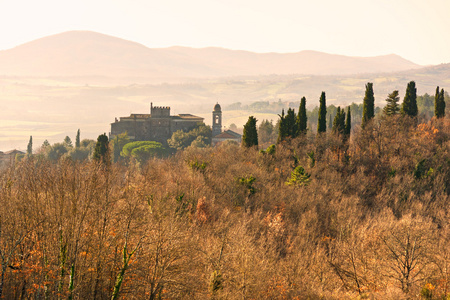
{"left": 212, "top": 103, "right": 222, "bottom": 137}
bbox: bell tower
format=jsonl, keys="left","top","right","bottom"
{"left": 212, "top": 103, "right": 222, "bottom": 137}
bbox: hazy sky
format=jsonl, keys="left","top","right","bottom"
{"left": 0, "top": 0, "right": 449, "bottom": 65}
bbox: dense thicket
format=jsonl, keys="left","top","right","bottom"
{"left": 1, "top": 114, "right": 450, "bottom": 299}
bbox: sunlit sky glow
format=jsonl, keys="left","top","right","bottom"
{"left": 0, "top": 0, "right": 449, "bottom": 65}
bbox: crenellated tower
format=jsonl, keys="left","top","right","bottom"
{"left": 150, "top": 102, "right": 170, "bottom": 117}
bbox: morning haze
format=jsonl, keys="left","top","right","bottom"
{"left": 1, "top": 31, "right": 448, "bottom": 150}
{"left": 2, "top": 1, "right": 450, "bottom": 299}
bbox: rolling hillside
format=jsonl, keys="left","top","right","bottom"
{"left": 0, "top": 31, "right": 421, "bottom": 81}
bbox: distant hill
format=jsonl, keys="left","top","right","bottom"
{"left": 0, "top": 31, "right": 421, "bottom": 81}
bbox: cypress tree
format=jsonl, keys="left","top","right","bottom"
{"left": 277, "top": 108, "right": 297, "bottom": 142}
{"left": 332, "top": 107, "right": 340, "bottom": 132}
{"left": 440, "top": 89, "right": 446, "bottom": 118}
{"left": 435, "top": 86, "right": 446, "bottom": 118}
{"left": 435, "top": 86, "right": 441, "bottom": 118}
{"left": 362, "top": 82, "right": 375, "bottom": 127}
{"left": 383, "top": 90, "right": 400, "bottom": 116}
{"left": 75, "top": 129, "right": 81, "bottom": 148}
{"left": 277, "top": 109, "right": 286, "bottom": 144}
{"left": 332, "top": 107, "right": 346, "bottom": 134}
{"left": 318, "top": 92, "right": 327, "bottom": 133}
{"left": 297, "top": 96, "right": 307, "bottom": 135}
{"left": 285, "top": 108, "right": 297, "bottom": 138}
{"left": 93, "top": 133, "right": 110, "bottom": 164}
{"left": 345, "top": 106, "right": 351, "bottom": 136}
{"left": 401, "top": 81, "right": 418, "bottom": 117}
{"left": 242, "top": 116, "right": 258, "bottom": 148}
{"left": 27, "top": 136, "right": 33, "bottom": 156}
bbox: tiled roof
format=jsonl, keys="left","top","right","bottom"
{"left": 223, "top": 130, "right": 241, "bottom": 138}
{"left": 213, "top": 130, "right": 241, "bottom": 139}
{"left": 3, "top": 149, "right": 25, "bottom": 155}
{"left": 214, "top": 132, "right": 236, "bottom": 139}
{"left": 174, "top": 114, "right": 204, "bottom": 120}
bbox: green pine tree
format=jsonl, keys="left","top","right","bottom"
{"left": 297, "top": 96, "right": 307, "bottom": 135}
{"left": 362, "top": 82, "right": 375, "bottom": 127}
{"left": 286, "top": 166, "right": 311, "bottom": 186}
{"left": 383, "top": 90, "right": 400, "bottom": 116}
{"left": 75, "top": 129, "right": 81, "bottom": 148}
{"left": 64, "top": 136, "right": 73, "bottom": 148}
{"left": 27, "top": 136, "right": 33, "bottom": 156}
{"left": 93, "top": 133, "right": 110, "bottom": 164}
{"left": 318, "top": 92, "right": 327, "bottom": 133}
{"left": 242, "top": 116, "right": 258, "bottom": 148}
{"left": 435, "top": 86, "right": 446, "bottom": 118}
{"left": 401, "top": 81, "right": 418, "bottom": 117}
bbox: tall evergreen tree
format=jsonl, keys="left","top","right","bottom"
{"left": 277, "top": 109, "right": 286, "bottom": 144}
{"left": 297, "top": 96, "right": 307, "bottom": 135}
{"left": 440, "top": 88, "right": 446, "bottom": 118}
{"left": 75, "top": 129, "right": 81, "bottom": 148}
{"left": 362, "top": 82, "right": 375, "bottom": 127}
{"left": 332, "top": 107, "right": 346, "bottom": 134}
{"left": 317, "top": 92, "right": 327, "bottom": 133}
{"left": 435, "top": 86, "right": 446, "bottom": 118}
{"left": 401, "top": 81, "right": 418, "bottom": 117}
{"left": 383, "top": 90, "right": 400, "bottom": 116}
{"left": 93, "top": 133, "right": 110, "bottom": 164}
{"left": 345, "top": 106, "right": 351, "bottom": 136}
{"left": 27, "top": 136, "right": 33, "bottom": 156}
{"left": 285, "top": 108, "right": 297, "bottom": 138}
{"left": 242, "top": 116, "right": 258, "bottom": 148}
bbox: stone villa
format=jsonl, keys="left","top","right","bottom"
{"left": 110, "top": 103, "right": 204, "bottom": 144}
{"left": 110, "top": 103, "right": 241, "bottom": 145}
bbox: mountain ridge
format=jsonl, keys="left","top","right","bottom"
{"left": 0, "top": 30, "right": 421, "bottom": 81}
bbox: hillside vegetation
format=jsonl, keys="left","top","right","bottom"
{"left": 1, "top": 114, "right": 449, "bottom": 299}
